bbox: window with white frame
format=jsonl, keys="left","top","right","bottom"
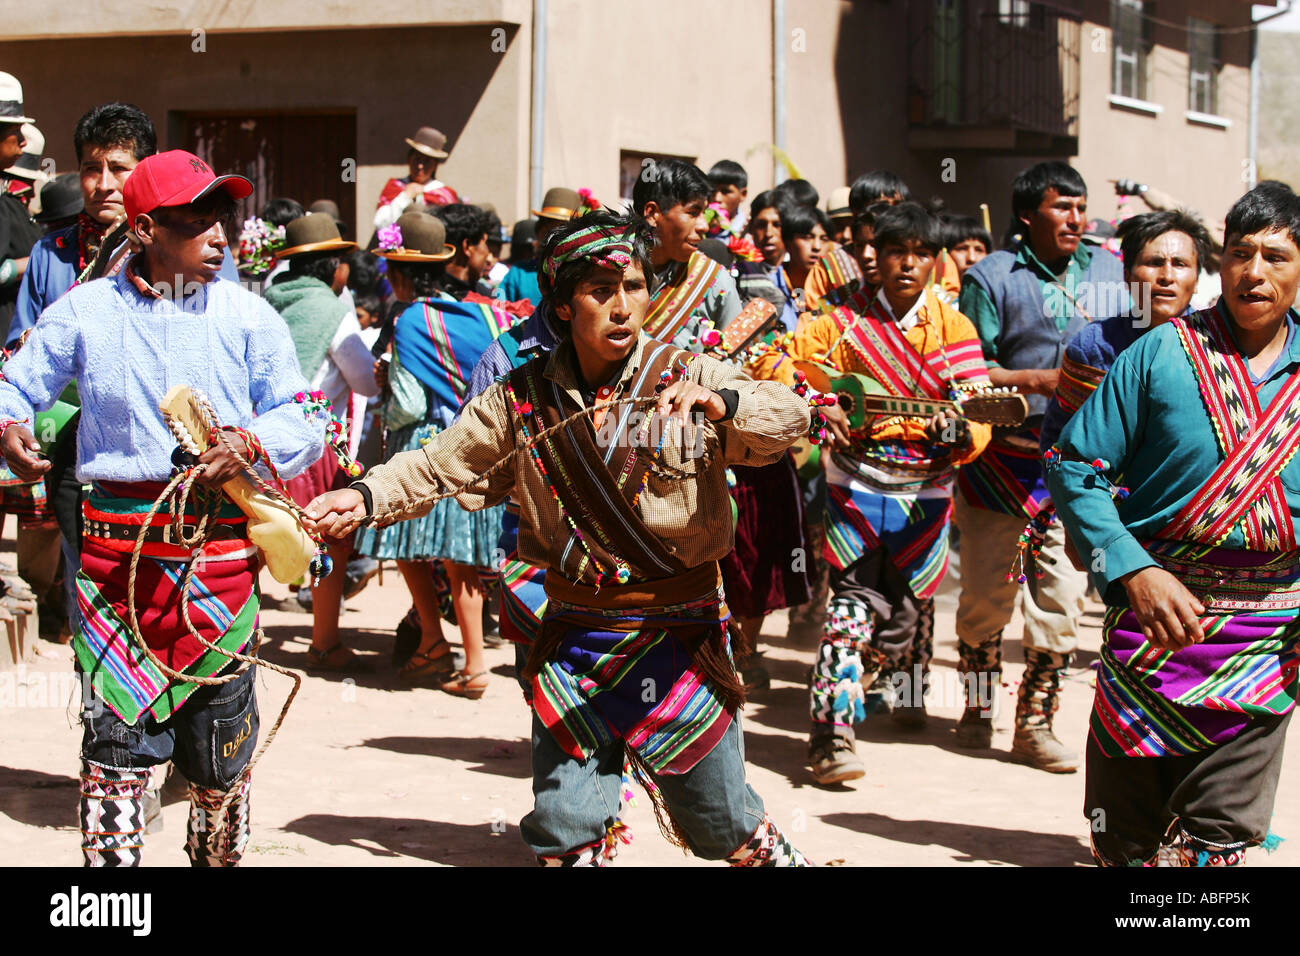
{"left": 1188, "top": 18, "right": 1220, "bottom": 115}
{"left": 1111, "top": 0, "right": 1150, "bottom": 101}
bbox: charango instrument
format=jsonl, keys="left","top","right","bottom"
{"left": 159, "top": 385, "right": 316, "bottom": 584}
{"left": 788, "top": 362, "right": 1028, "bottom": 474}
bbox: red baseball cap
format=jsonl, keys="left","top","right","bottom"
{"left": 122, "top": 149, "right": 253, "bottom": 223}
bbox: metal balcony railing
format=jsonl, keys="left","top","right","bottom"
{"left": 907, "top": 0, "right": 1082, "bottom": 153}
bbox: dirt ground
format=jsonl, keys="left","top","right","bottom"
{"left": 2, "top": 542, "right": 1297, "bottom": 868}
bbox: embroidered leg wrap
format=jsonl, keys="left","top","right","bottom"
{"left": 1166, "top": 830, "right": 1249, "bottom": 867}
{"left": 727, "top": 813, "right": 814, "bottom": 867}
{"left": 1016, "top": 648, "right": 1071, "bottom": 729}
{"left": 810, "top": 599, "right": 877, "bottom": 730}
{"left": 535, "top": 820, "right": 633, "bottom": 867}
{"left": 185, "top": 777, "right": 251, "bottom": 867}
{"left": 957, "top": 634, "right": 1002, "bottom": 717}
{"left": 893, "top": 599, "right": 935, "bottom": 708}
{"left": 79, "top": 762, "right": 148, "bottom": 868}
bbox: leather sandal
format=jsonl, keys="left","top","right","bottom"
{"left": 398, "top": 638, "right": 456, "bottom": 681}
{"left": 305, "top": 643, "right": 375, "bottom": 673}
{"left": 440, "top": 669, "right": 489, "bottom": 700}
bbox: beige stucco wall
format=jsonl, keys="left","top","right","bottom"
{"left": 1071, "top": 0, "right": 1253, "bottom": 232}
{"left": 0, "top": 0, "right": 1265, "bottom": 243}
{"left": 0, "top": 24, "right": 531, "bottom": 243}
{"left": 1258, "top": 29, "right": 1300, "bottom": 190}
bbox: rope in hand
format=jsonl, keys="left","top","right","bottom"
{"left": 118, "top": 388, "right": 718, "bottom": 831}
{"left": 123, "top": 456, "right": 302, "bottom": 835}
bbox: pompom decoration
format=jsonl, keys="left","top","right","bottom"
{"left": 577, "top": 187, "right": 601, "bottom": 213}
{"left": 309, "top": 550, "right": 334, "bottom": 585}
{"left": 377, "top": 223, "right": 403, "bottom": 252}
{"left": 615, "top": 566, "right": 631, "bottom": 584}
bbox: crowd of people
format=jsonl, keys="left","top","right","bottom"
{"left": 2, "top": 67, "right": 1298, "bottom": 869}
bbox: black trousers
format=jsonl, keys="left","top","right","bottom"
{"left": 1083, "top": 710, "right": 1290, "bottom": 865}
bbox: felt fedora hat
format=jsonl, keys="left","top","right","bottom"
{"left": 308, "top": 198, "right": 345, "bottom": 229}
{"left": 405, "top": 126, "right": 449, "bottom": 160}
{"left": 374, "top": 211, "right": 455, "bottom": 261}
{"left": 826, "top": 186, "right": 853, "bottom": 221}
{"left": 8, "top": 123, "right": 44, "bottom": 181}
{"left": 34, "top": 171, "right": 82, "bottom": 223}
{"left": 531, "top": 186, "right": 581, "bottom": 223}
{"left": 0, "top": 72, "right": 34, "bottom": 124}
{"left": 278, "top": 212, "right": 357, "bottom": 257}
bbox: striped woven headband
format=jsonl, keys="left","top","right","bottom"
{"left": 541, "top": 225, "right": 633, "bottom": 284}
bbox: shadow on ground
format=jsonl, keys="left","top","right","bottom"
{"left": 821, "top": 811, "right": 1092, "bottom": 866}
{"left": 0, "top": 765, "right": 78, "bottom": 829}
{"left": 357, "top": 736, "right": 530, "bottom": 778}
{"left": 281, "top": 813, "right": 535, "bottom": 865}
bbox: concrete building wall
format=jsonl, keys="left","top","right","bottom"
{"left": 1258, "top": 30, "right": 1300, "bottom": 190}
{"left": 1072, "top": 0, "right": 1253, "bottom": 231}
{"left": 0, "top": 0, "right": 1266, "bottom": 244}
{"left": 0, "top": 24, "right": 530, "bottom": 243}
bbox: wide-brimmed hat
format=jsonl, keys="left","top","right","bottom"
{"left": 308, "top": 198, "right": 345, "bottom": 229}
{"left": 404, "top": 127, "right": 449, "bottom": 161}
{"left": 8, "top": 123, "right": 44, "bottom": 182}
{"left": 34, "top": 172, "right": 82, "bottom": 223}
{"left": 532, "top": 187, "right": 582, "bottom": 223}
{"left": 826, "top": 186, "right": 853, "bottom": 220}
{"left": 0, "top": 72, "right": 33, "bottom": 124}
{"left": 278, "top": 212, "right": 357, "bottom": 257}
{"left": 374, "top": 211, "right": 455, "bottom": 261}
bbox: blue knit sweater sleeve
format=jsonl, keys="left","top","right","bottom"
{"left": 0, "top": 293, "right": 81, "bottom": 424}
{"left": 242, "top": 298, "right": 326, "bottom": 479}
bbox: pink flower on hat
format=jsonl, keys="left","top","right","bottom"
{"left": 377, "top": 224, "right": 403, "bottom": 251}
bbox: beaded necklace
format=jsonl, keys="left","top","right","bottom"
{"left": 505, "top": 359, "right": 694, "bottom": 589}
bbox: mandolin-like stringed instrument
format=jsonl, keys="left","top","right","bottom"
{"left": 159, "top": 385, "right": 316, "bottom": 584}
{"left": 788, "top": 362, "right": 1028, "bottom": 475}
{"left": 794, "top": 360, "right": 1027, "bottom": 430}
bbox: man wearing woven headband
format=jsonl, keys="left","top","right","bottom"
{"left": 0, "top": 149, "right": 325, "bottom": 867}
{"left": 306, "top": 210, "right": 815, "bottom": 866}
{"left": 1048, "top": 184, "right": 1300, "bottom": 866}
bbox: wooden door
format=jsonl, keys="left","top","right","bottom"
{"left": 180, "top": 111, "right": 357, "bottom": 237}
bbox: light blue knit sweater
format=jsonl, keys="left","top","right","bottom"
{"left": 0, "top": 268, "right": 325, "bottom": 483}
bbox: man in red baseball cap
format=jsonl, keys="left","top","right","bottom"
{"left": 0, "top": 148, "right": 326, "bottom": 868}
{"left": 121, "top": 149, "right": 252, "bottom": 293}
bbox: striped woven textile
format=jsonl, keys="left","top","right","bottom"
{"left": 531, "top": 592, "right": 736, "bottom": 775}
{"left": 824, "top": 472, "right": 953, "bottom": 600}
{"left": 1055, "top": 354, "right": 1107, "bottom": 415}
{"left": 956, "top": 433, "right": 1050, "bottom": 520}
{"left": 498, "top": 504, "right": 547, "bottom": 645}
{"left": 1162, "top": 306, "right": 1300, "bottom": 551}
{"left": 832, "top": 290, "right": 989, "bottom": 400}
{"left": 810, "top": 244, "right": 863, "bottom": 313}
{"left": 643, "top": 251, "right": 725, "bottom": 345}
{"left": 392, "top": 295, "right": 515, "bottom": 412}
{"left": 1092, "top": 541, "right": 1300, "bottom": 757}
{"left": 72, "top": 483, "right": 259, "bottom": 725}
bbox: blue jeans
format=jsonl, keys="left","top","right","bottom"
{"left": 520, "top": 711, "right": 765, "bottom": 860}
{"left": 80, "top": 665, "right": 259, "bottom": 791}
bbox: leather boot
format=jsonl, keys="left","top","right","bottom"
{"left": 1011, "top": 648, "right": 1079, "bottom": 772}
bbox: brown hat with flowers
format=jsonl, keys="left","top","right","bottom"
{"left": 374, "top": 211, "right": 455, "bottom": 261}
{"left": 278, "top": 213, "right": 357, "bottom": 258}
